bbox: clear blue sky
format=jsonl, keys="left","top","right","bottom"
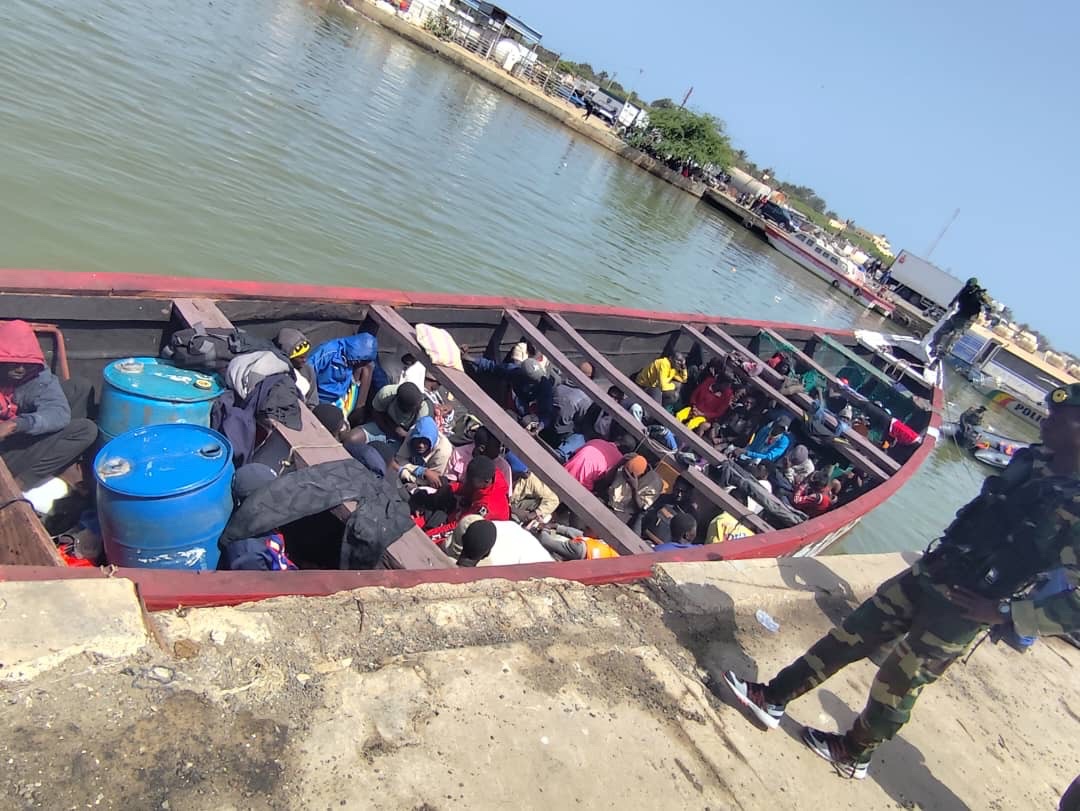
{"left": 506, "top": 0, "right": 1079, "bottom": 351}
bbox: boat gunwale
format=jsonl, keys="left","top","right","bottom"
{"left": 0, "top": 269, "right": 943, "bottom": 609}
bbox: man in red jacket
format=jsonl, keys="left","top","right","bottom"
{"left": 415, "top": 455, "right": 511, "bottom": 555}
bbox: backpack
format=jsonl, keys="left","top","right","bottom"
{"left": 161, "top": 326, "right": 275, "bottom": 374}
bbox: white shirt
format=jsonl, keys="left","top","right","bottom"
{"left": 477, "top": 521, "right": 555, "bottom": 567}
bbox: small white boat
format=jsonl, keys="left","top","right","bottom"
{"left": 764, "top": 224, "right": 894, "bottom": 317}
{"left": 854, "top": 330, "right": 941, "bottom": 391}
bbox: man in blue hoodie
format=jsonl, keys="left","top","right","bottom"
{"left": 737, "top": 414, "right": 793, "bottom": 465}
{"left": 307, "top": 333, "right": 379, "bottom": 420}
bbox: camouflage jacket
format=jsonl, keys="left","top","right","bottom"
{"left": 937, "top": 445, "right": 1080, "bottom": 637}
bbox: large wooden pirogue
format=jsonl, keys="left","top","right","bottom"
{"left": 0, "top": 270, "right": 942, "bottom": 609}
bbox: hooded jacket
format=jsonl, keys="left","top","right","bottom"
{"left": 0, "top": 320, "right": 70, "bottom": 437}
{"left": 394, "top": 416, "right": 452, "bottom": 482}
{"left": 220, "top": 458, "right": 413, "bottom": 570}
{"left": 422, "top": 468, "right": 511, "bottom": 545}
{"left": 308, "top": 334, "right": 378, "bottom": 403}
{"left": 743, "top": 420, "right": 792, "bottom": 462}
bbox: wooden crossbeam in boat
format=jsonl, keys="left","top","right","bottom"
{"left": 0, "top": 460, "right": 64, "bottom": 567}
{"left": 171, "top": 298, "right": 453, "bottom": 570}
{"left": 761, "top": 327, "right": 844, "bottom": 389}
{"left": 684, "top": 325, "right": 892, "bottom": 483}
{"left": 502, "top": 309, "right": 770, "bottom": 532}
{"left": 368, "top": 304, "right": 653, "bottom": 555}
{"left": 537, "top": 311, "right": 772, "bottom": 533}
{"left": 703, "top": 325, "right": 900, "bottom": 476}
{"left": 172, "top": 298, "right": 235, "bottom": 330}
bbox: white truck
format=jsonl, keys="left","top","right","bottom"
{"left": 886, "top": 250, "right": 964, "bottom": 318}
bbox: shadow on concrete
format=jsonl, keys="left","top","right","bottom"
{"left": 649, "top": 580, "right": 760, "bottom": 696}
{"left": 777, "top": 557, "right": 905, "bottom": 668}
{"left": 798, "top": 689, "right": 971, "bottom": 811}
{"left": 776, "top": 556, "right": 859, "bottom": 629}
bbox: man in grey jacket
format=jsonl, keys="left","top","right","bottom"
{"left": 0, "top": 320, "right": 97, "bottom": 490}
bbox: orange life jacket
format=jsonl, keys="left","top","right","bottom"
{"left": 576, "top": 536, "right": 619, "bottom": 559}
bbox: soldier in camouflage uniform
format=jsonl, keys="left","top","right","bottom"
{"left": 723, "top": 383, "right": 1080, "bottom": 779}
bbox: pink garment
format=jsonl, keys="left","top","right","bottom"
{"left": 563, "top": 439, "right": 623, "bottom": 490}
{"left": 446, "top": 443, "right": 512, "bottom": 489}
{"left": 447, "top": 443, "right": 474, "bottom": 481}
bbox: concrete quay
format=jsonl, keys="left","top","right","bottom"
{"left": 1, "top": 554, "right": 1076, "bottom": 809}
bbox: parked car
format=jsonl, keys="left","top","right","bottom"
{"left": 760, "top": 201, "right": 797, "bottom": 232}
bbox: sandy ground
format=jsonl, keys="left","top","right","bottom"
{"left": 1, "top": 556, "right": 1077, "bottom": 810}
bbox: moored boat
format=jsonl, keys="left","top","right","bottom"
{"left": 949, "top": 323, "right": 1077, "bottom": 428}
{"left": 764, "top": 224, "right": 894, "bottom": 317}
{"left": 0, "top": 269, "right": 943, "bottom": 609}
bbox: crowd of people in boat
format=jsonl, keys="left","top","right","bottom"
{"left": 0, "top": 317, "right": 925, "bottom": 571}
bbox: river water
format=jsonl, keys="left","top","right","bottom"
{"left": 0, "top": 0, "right": 1039, "bottom": 553}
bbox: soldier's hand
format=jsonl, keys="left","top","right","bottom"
{"left": 946, "top": 586, "right": 1009, "bottom": 625}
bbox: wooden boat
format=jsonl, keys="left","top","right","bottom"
{"left": 0, "top": 270, "right": 943, "bottom": 610}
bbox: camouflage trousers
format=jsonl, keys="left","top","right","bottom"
{"left": 763, "top": 564, "right": 986, "bottom": 754}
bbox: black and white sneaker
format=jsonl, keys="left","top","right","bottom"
{"left": 721, "top": 671, "right": 785, "bottom": 729}
{"left": 802, "top": 727, "right": 871, "bottom": 780}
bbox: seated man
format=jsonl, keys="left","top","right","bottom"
{"left": 447, "top": 424, "right": 515, "bottom": 490}
{"left": 274, "top": 328, "right": 319, "bottom": 408}
{"left": 676, "top": 373, "right": 736, "bottom": 433}
{"left": 544, "top": 363, "right": 596, "bottom": 462}
{"left": 307, "top": 333, "right": 379, "bottom": 419}
{"left": 705, "top": 509, "right": 757, "bottom": 544}
{"left": 792, "top": 470, "right": 834, "bottom": 517}
{"left": 414, "top": 455, "right": 511, "bottom": 553}
{"left": 0, "top": 320, "right": 97, "bottom": 498}
{"left": 391, "top": 416, "right": 452, "bottom": 487}
{"left": 635, "top": 351, "right": 688, "bottom": 407}
{"left": 537, "top": 523, "right": 619, "bottom": 560}
{"left": 597, "top": 453, "right": 662, "bottom": 532}
{"left": 510, "top": 466, "right": 560, "bottom": 527}
{"left": 641, "top": 475, "right": 700, "bottom": 541}
{"left": 736, "top": 415, "right": 793, "bottom": 464}
{"left": 653, "top": 513, "right": 701, "bottom": 551}
{"left": 773, "top": 444, "right": 814, "bottom": 498}
{"left": 465, "top": 353, "right": 554, "bottom": 427}
{"left": 355, "top": 381, "right": 430, "bottom": 449}
{"left": 563, "top": 435, "right": 634, "bottom": 491}
{"left": 454, "top": 516, "right": 554, "bottom": 567}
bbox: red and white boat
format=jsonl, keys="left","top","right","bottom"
{"left": 764, "top": 224, "right": 894, "bottom": 317}
{"left": 0, "top": 269, "right": 940, "bottom": 610}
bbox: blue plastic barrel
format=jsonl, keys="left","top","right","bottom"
{"left": 98, "top": 358, "right": 223, "bottom": 443}
{"left": 95, "top": 424, "right": 234, "bottom": 570}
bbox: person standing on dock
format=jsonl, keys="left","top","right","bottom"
{"left": 722, "top": 383, "right": 1080, "bottom": 779}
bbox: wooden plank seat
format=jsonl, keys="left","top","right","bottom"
{"left": 535, "top": 311, "right": 771, "bottom": 533}
{"left": 703, "top": 324, "right": 901, "bottom": 476}
{"left": 0, "top": 460, "right": 64, "bottom": 566}
{"left": 368, "top": 304, "right": 653, "bottom": 555}
{"left": 683, "top": 325, "right": 891, "bottom": 483}
{"left": 501, "top": 306, "right": 773, "bottom": 529}
{"left": 171, "top": 298, "right": 453, "bottom": 570}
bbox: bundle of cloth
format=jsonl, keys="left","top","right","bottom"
{"left": 211, "top": 350, "right": 302, "bottom": 466}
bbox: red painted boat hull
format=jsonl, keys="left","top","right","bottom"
{"left": 0, "top": 269, "right": 943, "bottom": 609}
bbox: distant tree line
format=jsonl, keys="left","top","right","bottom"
{"left": 535, "top": 50, "right": 880, "bottom": 251}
